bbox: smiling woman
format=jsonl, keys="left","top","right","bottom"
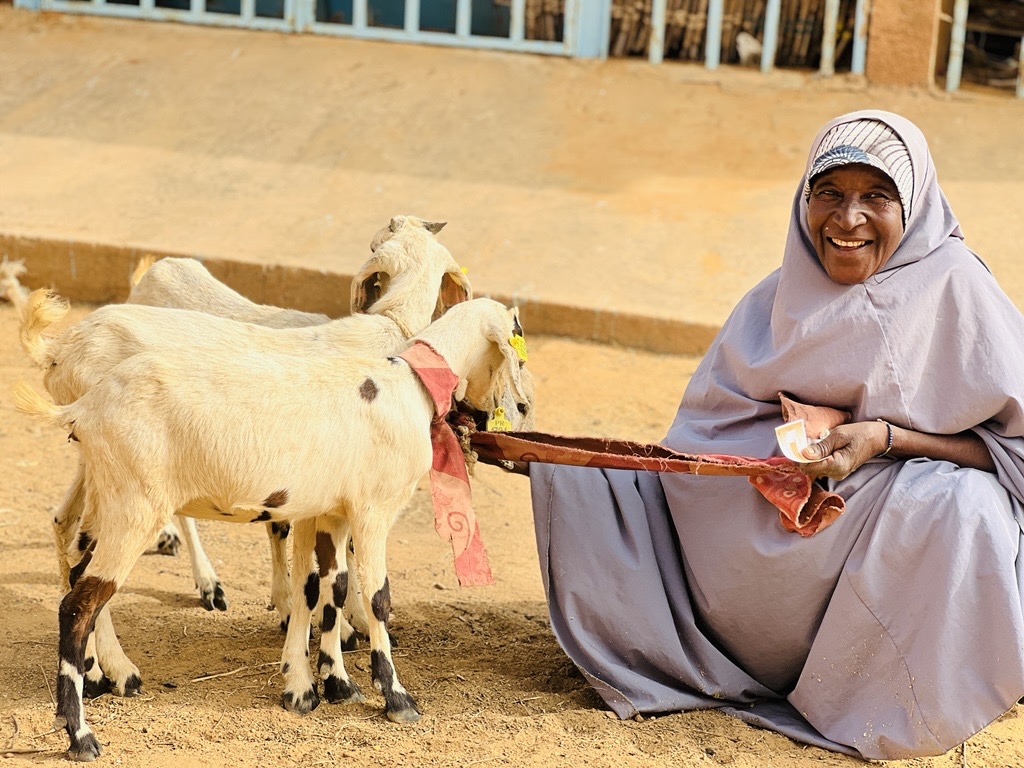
{"left": 528, "top": 110, "right": 1024, "bottom": 760}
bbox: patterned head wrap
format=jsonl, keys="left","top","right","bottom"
{"left": 803, "top": 119, "right": 914, "bottom": 225}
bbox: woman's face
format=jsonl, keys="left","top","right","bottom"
{"left": 806, "top": 164, "right": 905, "bottom": 284}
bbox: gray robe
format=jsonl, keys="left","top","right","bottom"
{"left": 530, "top": 111, "right": 1024, "bottom": 760}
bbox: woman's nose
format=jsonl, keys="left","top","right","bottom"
{"left": 832, "top": 199, "right": 867, "bottom": 229}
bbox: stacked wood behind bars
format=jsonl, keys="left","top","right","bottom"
{"left": 523, "top": 0, "right": 564, "bottom": 40}
{"left": 611, "top": 0, "right": 859, "bottom": 68}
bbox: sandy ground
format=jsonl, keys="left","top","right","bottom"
{"left": 2, "top": 299, "right": 1024, "bottom": 768}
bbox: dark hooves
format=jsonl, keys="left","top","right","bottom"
{"left": 385, "top": 692, "right": 421, "bottom": 724}
{"left": 200, "top": 584, "right": 228, "bottom": 612}
{"left": 67, "top": 733, "right": 103, "bottom": 762}
{"left": 82, "top": 675, "right": 112, "bottom": 699}
{"left": 323, "top": 676, "right": 366, "bottom": 705}
{"left": 155, "top": 531, "right": 181, "bottom": 557}
{"left": 120, "top": 674, "right": 143, "bottom": 697}
{"left": 281, "top": 687, "right": 320, "bottom": 715}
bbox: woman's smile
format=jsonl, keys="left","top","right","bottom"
{"left": 828, "top": 237, "right": 869, "bottom": 249}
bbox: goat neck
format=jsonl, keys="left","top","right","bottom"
{"left": 367, "top": 263, "right": 444, "bottom": 337}
{"left": 411, "top": 312, "right": 487, "bottom": 386}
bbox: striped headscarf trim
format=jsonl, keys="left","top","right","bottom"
{"left": 802, "top": 119, "right": 914, "bottom": 225}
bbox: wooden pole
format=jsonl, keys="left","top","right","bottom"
{"left": 819, "top": 0, "right": 840, "bottom": 75}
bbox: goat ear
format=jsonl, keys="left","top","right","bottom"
{"left": 350, "top": 271, "right": 384, "bottom": 314}
{"left": 433, "top": 268, "right": 473, "bottom": 320}
{"left": 424, "top": 221, "right": 446, "bottom": 235}
{"left": 389, "top": 215, "right": 407, "bottom": 233}
{"left": 351, "top": 250, "right": 394, "bottom": 313}
{"left": 485, "top": 307, "right": 528, "bottom": 403}
{"left": 511, "top": 307, "right": 524, "bottom": 338}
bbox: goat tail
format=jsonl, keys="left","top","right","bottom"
{"left": 18, "top": 288, "right": 68, "bottom": 369}
{"left": 11, "top": 381, "right": 70, "bottom": 430}
{"left": 130, "top": 254, "right": 157, "bottom": 289}
{"left": 0, "top": 257, "right": 29, "bottom": 313}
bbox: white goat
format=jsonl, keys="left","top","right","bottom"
{"left": 18, "top": 216, "right": 474, "bottom": 699}
{"left": 128, "top": 216, "right": 454, "bottom": 563}
{"left": 14, "top": 297, "right": 532, "bottom": 762}
{"left": 125, "top": 215, "right": 447, "bottom": 326}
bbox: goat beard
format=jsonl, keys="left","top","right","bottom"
{"left": 447, "top": 405, "right": 483, "bottom": 477}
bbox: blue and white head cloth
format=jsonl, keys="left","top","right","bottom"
{"left": 803, "top": 119, "right": 914, "bottom": 225}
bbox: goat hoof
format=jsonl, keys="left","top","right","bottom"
{"left": 385, "top": 691, "right": 421, "bottom": 724}
{"left": 82, "top": 675, "right": 112, "bottom": 699}
{"left": 385, "top": 702, "right": 421, "bottom": 724}
{"left": 155, "top": 531, "right": 180, "bottom": 557}
{"left": 323, "top": 676, "right": 365, "bottom": 705}
{"left": 67, "top": 733, "right": 103, "bottom": 762}
{"left": 117, "top": 674, "right": 143, "bottom": 697}
{"left": 200, "top": 584, "right": 228, "bottom": 612}
{"left": 281, "top": 687, "right": 320, "bottom": 715}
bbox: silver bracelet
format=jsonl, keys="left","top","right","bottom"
{"left": 876, "top": 419, "right": 894, "bottom": 457}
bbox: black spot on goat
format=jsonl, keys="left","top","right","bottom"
{"left": 359, "top": 378, "right": 379, "bottom": 402}
{"left": 263, "top": 489, "right": 289, "bottom": 508}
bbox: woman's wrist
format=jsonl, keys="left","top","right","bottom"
{"left": 876, "top": 419, "right": 894, "bottom": 458}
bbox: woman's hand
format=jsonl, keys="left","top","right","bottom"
{"left": 798, "top": 421, "right": 888, "bottom": 480}
{"left": 797, "top": 420, "right": 997, "bottom": 479}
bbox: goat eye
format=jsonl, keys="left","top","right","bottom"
{"left": 517, "top": 402, "right": 529, "bottom": 415}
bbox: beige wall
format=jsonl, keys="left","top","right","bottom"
{"left": 866, "top": 0, "right": 943, "bottom": 87}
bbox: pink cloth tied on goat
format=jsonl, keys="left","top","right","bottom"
{"left": 472, "top": 393, "right": 847, "bottom": 537}
{"left": 399, "top": 341, "right": 493, "bottom": 587}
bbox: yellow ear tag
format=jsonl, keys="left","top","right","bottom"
{"left": 509, "top": 335, "right": 528, "bottom": 363}
{"left": 486, "top": 407, "right": 512, "bottom": 432}
{"left": 460, "top": 266, "right": 469, "bottom": 275}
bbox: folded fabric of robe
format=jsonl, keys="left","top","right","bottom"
{"left": 470, "top": 430, "right": 846, "bottom": 537}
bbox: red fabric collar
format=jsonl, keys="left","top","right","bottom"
{"left": 399, "top": 341, "right": 493, "bottom": 586}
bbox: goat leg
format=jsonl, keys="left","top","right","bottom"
{"left": 267, "top": 521, "right": 292, "bottom": 631}
{"left": 56, "top": 509, "right": 156, "bottom": 762}
{"left": 313, "top": 516, "right": 365, "bottom": 705}
{"left": 280, "top": 519, "right": 321, "bottom": 714}
{"left": 352, "top": 513, "right": 420, "bottom": 723}
{"left": 175, "top": 516, "right": 227, "bottom": 611}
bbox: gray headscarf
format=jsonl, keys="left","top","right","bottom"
{"left": 802, "top": 118, "right": 914, "bottom": 223}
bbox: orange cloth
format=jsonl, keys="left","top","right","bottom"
{"left": 399, "top": 342, "right": 493, "bottom": 586}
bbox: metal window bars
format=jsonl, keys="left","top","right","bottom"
{"left": 615, "top": 0, "right": 869, "bottom": 75}
{"left": 945, "top": 0, "right": 1024, "bottom": 98}
{"left": 24, "top": 0, "right": 581, "bottom": 55}
{"left": 17, "top": 0, "right": 880, "bottom": 79}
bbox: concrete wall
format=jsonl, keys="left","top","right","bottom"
{"left": 865, "top": 0, "right": 942, "bottom": 87}
{"left": 1, "top": 234, "right": 721, "bottom": 356}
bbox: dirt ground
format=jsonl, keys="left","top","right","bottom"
{"left": 1, "top": 299, "right": 1023, "bottom": 768}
